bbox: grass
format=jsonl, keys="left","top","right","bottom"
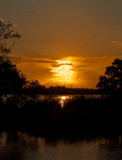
{"left": 0, "top": 95, "right": 121, "bottom": 136}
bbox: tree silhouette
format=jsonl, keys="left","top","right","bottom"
{"left": 0, "top": 19, "right": 26, "bottom": 95}
{"left": 24, "top": 80, "right": 46, "bottom": 96}
{"left": 97, "top": 59, "right": 122, "bottom": 96}
{"left": 0, "top": 59, "right": 26, "bottom": 95}
{"left": 0, "top": 19, "right": 20, "bottom": 59}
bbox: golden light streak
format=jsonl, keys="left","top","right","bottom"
{"left": 50, "top": 58, "right": 74, "bottom": 84}
{"left": 59, "top": 96, "right": 69, "bottom": 108}
{"left": 61, "top": 96, "right": 66, "bottom": 100}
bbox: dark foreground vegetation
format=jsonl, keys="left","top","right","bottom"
{"left": 0, "top": 95, "right": 122, "bottom": 137}
{"left": 0, "top": 19, "right": 122, "bottom": 137}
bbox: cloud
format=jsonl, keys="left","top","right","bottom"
{"left": 112, "top": 41, "right": 122, "bottom": 48}
{"left": 9, "top": 56, "right": 56, "bottom": 64}
{"left": 9, "top": 56, "right": 73, "bottom": 68}
{"left": 52, "top": 62, "right": 73, "bottom": 68}
{"left": 51, "top": 64, "right": 61, "bottom": 67}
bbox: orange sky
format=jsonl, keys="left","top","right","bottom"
{"left": 0, "top": 0, "right": 122, "bottom": 88}
{"left": 10, "top": 55, "right": 122, "bottom": 88}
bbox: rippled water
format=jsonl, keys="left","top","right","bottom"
{"left": 0, "top": 132, "right": 122, "bottom": 160}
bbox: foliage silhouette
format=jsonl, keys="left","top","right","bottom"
{"left": 24, "top": 80, "right": 46, "bottom": 97}
{"left": 0, "top": 19, "right": 20, "bottom": 59}
{"left": 97, "top": 59, "right": 122, "bottom": 96}
{"left": 0, "top": 19, "right": 26, "bottom": 95}
{"left": 0, "top": 59, "right": 26, "bottom": 95}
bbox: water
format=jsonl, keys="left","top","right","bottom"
{"left": 39, "top": 94, "right": 102, "bottom": 108}
{"left": 0, "top": 132, "right": 122, "bottom": 160}
{"left": 2, "top": 94, "right": 102, "bottom": 108}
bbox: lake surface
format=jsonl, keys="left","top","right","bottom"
{"left": 39, "top": 94, "right": 102, "bottom": 107}
{"left": 0, "top": 132, "right": 122, "bottom": 160}
{"left": 2, "top": 94, "right": 102, "bottom": 108}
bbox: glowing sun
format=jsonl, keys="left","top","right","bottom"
{"left": 51, "top": 58, "right": 74, "bottom": 83}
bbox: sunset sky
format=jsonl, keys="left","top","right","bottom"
{"left": 0, "top": 0, "right": 122, "bottom": 88}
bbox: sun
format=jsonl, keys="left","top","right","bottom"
{"left": 50, "top": 58, "right": 74, "bottom": 83}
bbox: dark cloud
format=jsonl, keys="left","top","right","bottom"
{"left": 9, "top": 56, "right": 56, "bottom": 64}
{"left": 51, "top": 62, "right": 73, "bottom": 68}
{"left": 51, "top": 64, "right": 61, "bottom": 67}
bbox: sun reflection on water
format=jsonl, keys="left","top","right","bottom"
{"left": 58, "top": 96, "right": 70, "bottom": 108}
{"left": 61, "top": 96, "right": 66, "bottom": 100}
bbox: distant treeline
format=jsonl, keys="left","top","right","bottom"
{"left": 24, "top": 84, "right": 98, "bottom": 95}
